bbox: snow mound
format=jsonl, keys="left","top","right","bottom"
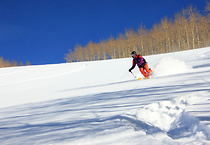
{"left": 125, "top": 92, "right": 209, "bottom": 140}
{"left": 153, "top": 56, "right": 192, "bottom": 77}
{"left": 139, "top": 93, "right": 206, "bottom": 130}
{"left": 168, "top": 111, "right": 210, "bottom": 141}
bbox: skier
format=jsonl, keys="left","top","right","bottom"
{"left": 128, "top": 51, "right": 152, "bottom": 79}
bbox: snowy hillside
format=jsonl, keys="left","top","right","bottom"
{"left": 0, "top": 47, "right": 210, "bottom": 145}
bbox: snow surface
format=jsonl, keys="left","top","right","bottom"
{"left": 0, "top": 47, "right": 210, "bottom": 145}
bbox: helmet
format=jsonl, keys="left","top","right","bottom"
{"left": 131, "top": 51, "right": 136, "bottom": 56}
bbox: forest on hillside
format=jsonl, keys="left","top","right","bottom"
{"left": 0, "top": 57, "right": 31, "bottom": 68}
{"left": 65, "top": 2, "right": 210, "bottom": 62}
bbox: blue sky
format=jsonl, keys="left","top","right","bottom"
{"left": 0, "top": 0, "right": 207, "bottom": 65}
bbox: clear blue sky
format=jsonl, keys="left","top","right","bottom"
{"left": 0, "top": 0, "right": 207, "bottom": 65}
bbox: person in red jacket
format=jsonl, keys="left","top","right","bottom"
{"left": 129, "top": 51, "right": 152, "bottom": 78}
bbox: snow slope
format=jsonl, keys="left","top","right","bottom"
{"left": 0, "top": 47, "right": 210, "bottom": 145}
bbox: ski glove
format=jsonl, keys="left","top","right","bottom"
{"left": 128, "top": 69, "right": 132, "bottom": 72}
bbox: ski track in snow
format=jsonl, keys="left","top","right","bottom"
{"left": 0, "top": 47, "right": 210, "bottom": 145}
{"left": 0, "top": 63, "right": 87, "bottom": 86}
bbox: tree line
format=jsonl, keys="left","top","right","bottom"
{"left": 65, "top": 3, "right": 210, "bottom": 62}
{"left": 0, "top": 57, "right": 31, "bottom": 68}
